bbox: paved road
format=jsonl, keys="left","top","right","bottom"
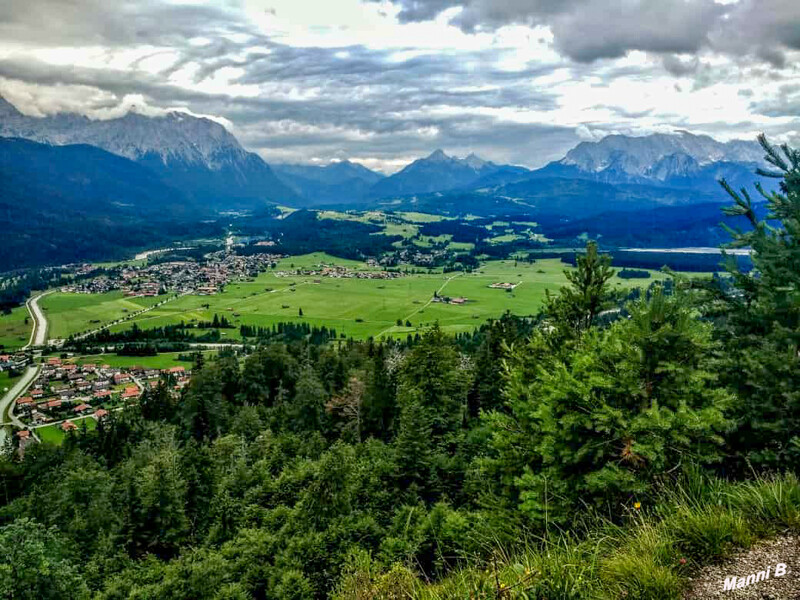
{"left": 0, "top": 366, "right": 39, "bottom": 447}
{"left": 25, "top": 292, "right": 50, "bottom": 348}
{"left": 0, "top": 292, "right": 49, "bottom": 447}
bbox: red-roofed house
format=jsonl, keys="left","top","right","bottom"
{"left": 121, "top": 386, "right": 140, "bottom": 399}
{"left": 61, "top": 420, "right": 78, "bottom": 432}
{"left": 30, "top": 389, "right": 44, "bottom": 399}
{"left": 167, "top": 366, "right": 186, "bottom": 375}
{"left": 73, "top": 403, "right": 92, "bottom": 414}
{"left": 46, "top": 399, "right": 62, "bottom": 409}
{"left": 93, "top": 390, "right": 113, "bottom": 400}
{"left": 94, "top": 409, "right": 109, "bottom": 420}
{"left": 16, "top": 429, "right": 34, "bottom": 455}
{"left": 47, "top": 357, "right": 62, "bottom": 366}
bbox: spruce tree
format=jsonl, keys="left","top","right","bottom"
{"left": 711, "top": 135, "right": 800, "bottom": 469}
{"left": 545, "top": 241, "right": 615, "bottom": 339}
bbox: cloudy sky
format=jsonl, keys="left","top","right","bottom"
{"left": 0, "top": 0, "right": 798, "bottom": 172}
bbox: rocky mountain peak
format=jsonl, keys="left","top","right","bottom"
{"left": 0, "top": 97, "right": 21, "bottom": 117}
{"left": 427, "top": 149, "right": 449, "bottom": 161}
{"left": 561, "top": 131, "right": 764, "bottom": 176}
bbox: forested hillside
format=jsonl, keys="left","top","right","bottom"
{"left": 0, "top": 138, "right": 223, "bottom": 270}
{"left": 0, "top": 136, "right": 797, "bottom": 599}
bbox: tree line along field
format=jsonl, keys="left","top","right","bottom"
{"left": 66, "top": 351, "right": 215, "bottom": 370}
{"left": 32, "top": 253, "right": 673, "bottom": 341}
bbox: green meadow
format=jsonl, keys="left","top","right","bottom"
{"left": 39, "top": 291, "right": 164, "bottom": 339}
{"left": 64, "top": 351, "right": 214, "bottom": 370}
{"left": 0, "top": 371, "right": 22, "bottom": 394}
{"left": 0, "top": 305, "right": 31, "bottom": 350}
{"left": 74, "top": 253, "right": 674, "bottom": 340}
{"left": 37, "top": 416, "right": 97, "bottom": 446}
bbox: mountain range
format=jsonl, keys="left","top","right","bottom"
{"left": 0, "top": 98, "right": 297, "bottom": 211}
{"left": 528, "top": 131, "right": 766, "bottom": 193}
{"left": 271, "top": 160, "right": 385, "bottom": 206}
{"left": 0, "top": 137, "right": 221, "bottom": 270}
{"left": 0, "top": 95, "right": 775, "bottom": 269}
{"left": 366, "top": 150, "right": 529, "bottom": 199}
{"left": 0, "top": 96, "right": 769, "bottom": 210}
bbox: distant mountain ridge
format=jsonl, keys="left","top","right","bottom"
{"left": 529, "top": 131, "right": 768, "bottom": 193}
{"left": 563, "top": 131, "right": 764, "bottom": 172}
{"left": 0, "top": 97, "right": 297, "bottom": 210}
{"left": 272, "top": 160, "right": 385, "bottom": 206}
{"left": 368, "top": 149, "right": 529, "bottom": 199}
{"left": 273, "top": 160, "right": 384, "bottom": 186}
{"left": 0, "top": 137, "right": 221, "bottom": 270}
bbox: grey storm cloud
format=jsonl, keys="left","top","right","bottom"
{"left": 377, "top": 0, "right": 800, "bottom": 64}
{"left": 0, "top": 0, "right": 245, "bottom": 48}
{"left": 0, "top": 0, "right": 797, "bottom": 169}
{"left": 0, "top": 0, "right": 575, "bottom": 168}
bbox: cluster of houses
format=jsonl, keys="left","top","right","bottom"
{"left": 59, "top": 252, "right": 282, "bottom": 298}
{"left": 14, "top": 358, "right": 192, "bottom": 435}
{"left": 275, "top": 264, "right": 402, "bottom": 280}
{"left": 0, "top": 352, "right": 30, "bottom": 372}
{"left": 63, "top": 275, "right": 118, "bottom": 294}
{"left": 432, "top": 294, "right": 468, "bottom": 305}
{"left": 383, "top": 247, "right": 450, "bottom": 267}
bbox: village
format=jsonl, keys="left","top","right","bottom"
{"left": 0, "top": 352, "right": 31, "bottom": 373}
{"left": 274, "top": 263, "right": 402, "bottom": 280}
{"left": 12, "top": 357, "right": 191, "bottom": 451}
{"left": 60, "top": 251, "right": 283, "bottom": 297}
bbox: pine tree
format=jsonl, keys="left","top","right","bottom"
{"left": 710, "top": 135, "right": 800, "bottom": 470}
{"left": 394, "top": 388, "right": 433, "bottom": 498}
{"left": 490, "top": 286, "right": 730, "bottom": 523}
{"left": 546, "top": 241, "right": 615, "bottom": 336}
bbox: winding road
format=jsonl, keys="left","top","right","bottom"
{"left": 25, "top": 291, "right": 50, "bottom": 348}
{"left": 0, "top": 292, "right": 49, "bottom": 447}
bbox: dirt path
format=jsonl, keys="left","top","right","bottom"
{"left": 684, "top": 535, "right": 800, "bottom": 599}
{"left": 375, "top": 272, "right": 462, "bottom": 339}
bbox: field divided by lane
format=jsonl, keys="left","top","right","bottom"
{"left": 39, "top": 291, "right": 165, "bottom": 339}
{"left": 83, "top": 254, "right": 673, "bottom": 340}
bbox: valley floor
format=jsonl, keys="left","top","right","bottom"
{"left": 23, "top": 253, "right": 676, "bottom": 342}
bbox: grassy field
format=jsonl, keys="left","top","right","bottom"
{"left": 67, "top": 253, "right": 678, "bottom": 340}
{"left": 61, "top": 351, "right": 214, "bottom": 370}
{"left": 392, "top": 212, "right": 450, "bottom": 223}
{"left": 0, "top": 305, "right": 31, "bottom": 351}
{"left": 39, "top": 291, "right": 165, "bottom": 339}
{"left": 0, "top": 371, "right": 22, "bottom": 395}
{"left": 37, "top": 416, "right": 97, "bottom": 445}
{"left": 316, "top": 209, "right": 527, "bottom": 251}
{"left": 344, "top": 473, "right": 800, "bottom": 599}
